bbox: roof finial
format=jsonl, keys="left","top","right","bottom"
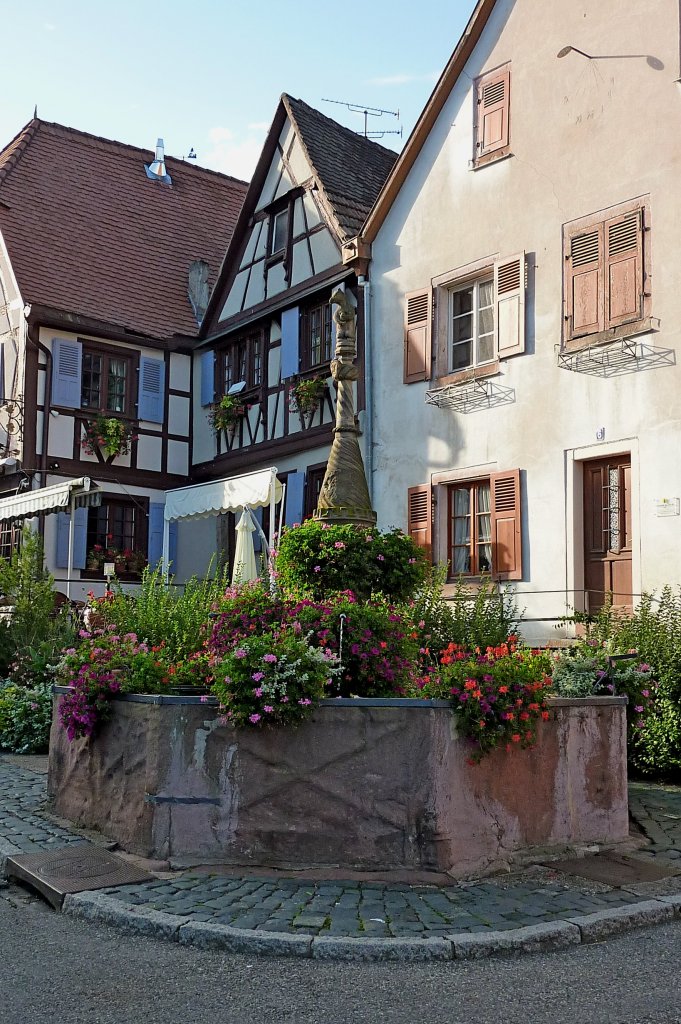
{"left": 33, "top": 104, "right": 38, "bottom": 120}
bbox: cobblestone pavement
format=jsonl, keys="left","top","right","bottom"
{"left": 1, "top": 755, "right": 680, "bottom": 946}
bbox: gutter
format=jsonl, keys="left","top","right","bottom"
{"left": 359, "top": 275, "right": 373, "bottom": 502}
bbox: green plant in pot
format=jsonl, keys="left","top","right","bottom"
{"left": 207, "top": 394, "right": 247, "bottom": 436}
{"left": 288, "top": 377, "right": 326, "bottom": 418}
{"left": 81, "top": 415, "right": 136, "bottom": 458}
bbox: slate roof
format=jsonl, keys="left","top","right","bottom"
{"left": 285, "top": 96, "right": 398, "bottom": 240}
{"left": 0, "top": 119, "right": 248, "bottom": 340}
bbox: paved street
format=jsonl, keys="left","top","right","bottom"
{"left": 1, "top": 882, "right": 681, "bottom": 1024}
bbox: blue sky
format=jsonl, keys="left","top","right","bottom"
{"left": 2, "top": 1, "right": 473, "bottom": 180}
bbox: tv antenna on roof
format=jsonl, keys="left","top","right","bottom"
{"left": 322, "top": 98, "right": 402, "bottom": 140}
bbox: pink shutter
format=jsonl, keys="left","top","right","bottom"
{"left": 490, "top": 469, "right": 522, "bottom": 581}
{"left": 476, "top": 66, "right": 510, "bottom": 162}
{"left": 407, "top": 485, "right": 432, "bottom": 561}
{"left": 495, "top": 252, "right": 525, "bottom": 358}
{"left": 565, "top": 223, "right": 604, "bottom": 340}
{"left": 404, "top": 289, "right": 431, "bottom": 383}
{"left": 605, "top": 209, "right": 644, "bottom": 329}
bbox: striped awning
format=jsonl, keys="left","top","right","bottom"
{"left": 0, "top": 477, "right": 101, "bottom": 522}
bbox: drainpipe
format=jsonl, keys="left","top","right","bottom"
{"left": 358, "top": 275, "right": 373, "bottom": 503}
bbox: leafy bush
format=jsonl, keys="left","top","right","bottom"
{"left": 444, "top": 576, "right": 521, "bottom": 651}
{"left": 92, "top": 563, "right": 232, "bottom": 661}
{"left": 0, "top": 680, "right": 52, "bottom": 753}
{"left": 210, "top": 626, "right": 340, "bottom": 728}
{"left": 208, "top": 581, "right": 282, "bottom": 657}
{"left": 275, "top": 520, "right": 428, "bottom": 602}
{"left": 569, "top": 590, "right": 681, "bottom": 778}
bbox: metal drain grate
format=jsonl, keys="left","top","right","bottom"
{"left": 546, "top": 852, "right": 680, "bottom": 887}
{"left": 5, "top": 845, "right": 152, "bottom": 909}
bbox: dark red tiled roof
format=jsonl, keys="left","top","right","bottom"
{"left": 0, "top": 120, "right": 248, "bottom": 339}
{"left": 285, "top": 97, "right": 398, "bottom": 240}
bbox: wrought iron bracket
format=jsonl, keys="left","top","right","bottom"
{"left": 557, "top": 337, "right": 675, "bottom": 377}
{"left": 425, "top": 377, "right": 515, "bottom": 414}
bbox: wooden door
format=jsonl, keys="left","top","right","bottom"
{"left": 583, "top": 456, "right": 632, "bottom": 613}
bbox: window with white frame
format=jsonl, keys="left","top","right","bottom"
{"left": 449, "top": 278, "right": 495, "bottom": 373}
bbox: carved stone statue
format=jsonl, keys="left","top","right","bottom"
{"left": 314, "top": 290, "right": 377, "bottom": 528}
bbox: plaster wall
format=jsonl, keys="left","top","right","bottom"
{"left": 369, "top": 0, "right": 681, "bottom": 640}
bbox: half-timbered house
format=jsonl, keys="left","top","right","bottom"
{"left": 0, "top": 119, "right": 247, "bottom": 597}
{"left": 186, "top": 96, "right": 397, "bottom": 572}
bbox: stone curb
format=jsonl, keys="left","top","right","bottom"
{"left": 58, "top": 890, "right": 681, "bottom": 962}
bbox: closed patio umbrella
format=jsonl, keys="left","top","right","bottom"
{"left": 231, "top": 508, "right": 259, "bottom": 584}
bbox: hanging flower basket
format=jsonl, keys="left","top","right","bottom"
{"left": 207, "top": 395, "right": 247, "bottom": 436}
{"left": 81, "top": 415, "right": 136, "bottom": 459}
{"left": 289, "top": 377, "right": 326, "bottom": 420}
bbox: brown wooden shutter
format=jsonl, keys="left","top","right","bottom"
{"left": 495, "top": 252, "right": 525, "bottom": 358}
{"left": 407, "top": 485, "right": 432, "bottom": 560}
{"left": 404, "top": 289, "right": 431, "bottom": 383}
{"left": 565, "top": 223, "right": 604, "bottom": 340}
{"left": 605, "top": 208, "right": 644, "bottom": 329}
{"left": 476, "top": 66, "right": 510, "bottom": 162}
{"left": 490, "top": 469, "right": 522, "bottom": 581}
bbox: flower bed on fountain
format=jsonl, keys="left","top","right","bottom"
{"left": 47, "top": 524, "right": 633, "bottom": 875}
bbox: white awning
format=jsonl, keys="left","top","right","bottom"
{"left": 0, "top": 477, "right": 100, "bottom": 522}
{"left": 164, "top": 468, "right": 282, "bottom": 523}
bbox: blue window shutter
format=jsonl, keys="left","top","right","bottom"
{"left": 55, "top": 512, "right": 69, "bottom": 568}
{"left": 52, "top": 339, "right": 82, "bottom": 407}
{"left": 284, "top": 471, "right": 305, "bottom": 527}
{"left": 147, "top": 502, "right": 164, "bottom": 566}
{"left": 168, "top": 520, "right": 178, "bottom": 570}
{"left": 56, "top": 508, "right": 87, "bottom": 569}
{"left": 138, "top": 356, "right": 165, "bottom": 423}
{"left": 200, "top": 351, "right": 215, "bottom": 406}
{"left": 73, "top": 507, "right": 88, "bottom": 570}
{"left": 280, "top": 307, "right": 300, "bottom": 379}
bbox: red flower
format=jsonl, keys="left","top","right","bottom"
{"left": 511, "top": 733, "right": 521, "bottom": 743}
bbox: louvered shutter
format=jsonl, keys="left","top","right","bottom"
{"left": 147, "top": 502, "right": 164, "bottom": 567}
{"left": 280, "top": 307, "right": 300, "bottom": 379}
{"left": 407, "top": 485, "right": 432, "bottom": 560}
{"left": 55, "top": 512, "right": 70, "bottom": 568}
{"left": 138, "top": 356, "right": 165, "bottom": 423}
{"left": 52, "top": 339, "right": 82, "bottom": 408}
{"left": 200, "top": 351, "right": 215, "bottom": 407}
{"left": 490, "top": 469, "right": 522, "bottom": 581}
{"left": 476, "top": 66, "right": 510, "bottom": 161}
{"left": 495, "top": 252, "right": 525, "bottom": 358}
{"left": 284, "top": 471, "right": 305, "bottom": 527}
{"left": 565, "top": 224, "right": 604, "bottom": 340}
{"left": 404, "top": 289, "right": 431, "bottom": 383}
{"left": 605, "top": 209, "right": 644, "bottom": 329}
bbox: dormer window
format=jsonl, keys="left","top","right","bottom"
{"left": 271, "top": 209, "right": 289, "bottom": 256}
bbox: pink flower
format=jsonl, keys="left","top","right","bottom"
{"left": 249, "top": 713, "right": 261, "bottom": 723}
{"left": 263, "top": 654, "right": 277, "bottom": 663}
{"left": 334, "top": 541, "right": 345, "bottom": 549}
{"left": 252, "top": 671, "right": 265, "bottom": 682}
{"left": 634, "top": 705, "right": 644, "bottom": 713}
{"left": 641, "top": 689, "right": 650, "bottom": 697}
{"left": 298, "top": 698, "right": 312, "bottom": 706}
{"left": 408, "top": 558, "right": 417, "bottom": 564}
{"left": 234, "top": 649, "right": 247, "bottom": 659}
{"left": 263, "top": 705, "right": 274, "bottom": 713}
{"left": 253, "top": 687, "right": 263, "bottom": 698}
{"left": 281, "top": 696, "right": 289, "bottom": 703}
{"left": 314, "top": 565, "right": 321, "bottom": 573}
{"left": 200, "top": 695, "right": 209, "bottom": 703}
{"left": 376, "top": 554, "right": 385, "bottom": 561}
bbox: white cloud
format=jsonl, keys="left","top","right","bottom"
{"left": 366, "top": 71, "right": 438, "bottom": 87}
{"left": 203, "top": 124, "right": 267, "bottom": 181}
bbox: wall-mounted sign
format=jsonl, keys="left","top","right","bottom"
{"left": 655, "top": 498, "right": 680, "bottom": 517}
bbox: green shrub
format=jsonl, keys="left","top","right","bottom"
{"left": 275, "top": 520, "right": 428, "bottom": 602}
{"left": 0, "top": 680, "right": 52, "bottom": 753}
{"left": 94, "top": 562, "right": 232, "bottom": 661}
{"left": 570, "top": 590, "right": 681, "bottom": 778}
{"left": 439, "top": 576, "right": 521, "bottom": 651}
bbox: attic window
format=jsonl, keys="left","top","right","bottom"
{"left": 271, "top": 209, "right": 289, "bottom": 255}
